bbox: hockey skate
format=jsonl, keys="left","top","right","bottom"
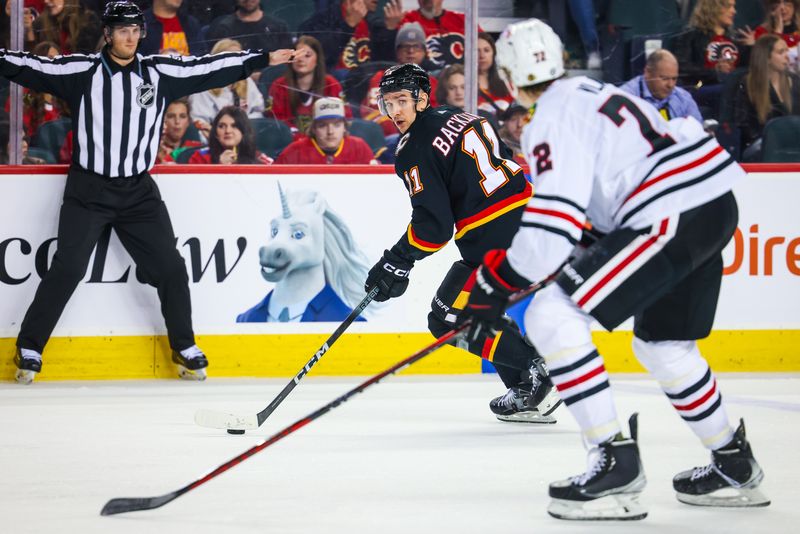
{"left": 547, "top": 413, "right": 648, "bottom": 521}
{"left": 489, "top": 360, "right": 562, "bottom": 423}
{"left": 172, "top": 346, "right": 208, "bottom": 381}
{"left": 14, "top": 348, "right": 42, "bottom": 385}
{"left": 673, "top": 419, "right": 770, "bottom": 508}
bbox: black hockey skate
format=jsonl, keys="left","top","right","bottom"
{"left": 172, "top": 346, "right": 208, "bottom": 381}
{"left": 673, "top": 419, "right": 770, "bottom": 507}
{"left": 548, "top": 413, "right": 647, "bottom": 521}
{"left": 489, "top": 360, "right": 562, "bottom": 423}
{"left": 14, "top": 348, "right": 42, "bottom": 385}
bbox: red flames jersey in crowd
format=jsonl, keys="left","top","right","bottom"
{"left": 268, "top": 75, "right": 350, "bottom": 133}
{"left": 753, "top": 24, "right": 800, "bottom": 49}
{"left": 703, "top": 34, "right": 740, "bottom": 70}
{"left": 397, "top": 10, "right": 483, "bottom": 69}
{"left": 337, "top": 5, "right": 371, "bottom": 70}
{"left": 275, "top": 135, "right": 374, "bottom": 164}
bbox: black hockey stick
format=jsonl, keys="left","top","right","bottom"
{"left": 100, "top": 275, "right": 555, "bottom": 516}
{"left": 194, "top": 286, "right": 380, "bottom": 434}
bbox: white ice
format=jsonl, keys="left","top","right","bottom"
{"left": 1, "top": 374, "right": 798, "bottom": 533}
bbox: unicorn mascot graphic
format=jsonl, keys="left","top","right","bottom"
{"left": 237, "top": 185, "right": 372, "bottom": 322}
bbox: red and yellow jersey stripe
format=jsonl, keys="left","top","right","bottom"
{"left": 454, "top": 181, "right": 533, "bottom": 240}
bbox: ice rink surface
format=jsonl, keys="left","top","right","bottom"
{"left": 1, "top": 374, "right": 798, "bottom": 534}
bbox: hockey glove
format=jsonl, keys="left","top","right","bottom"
{"left": 365, "top": 249, "right": 414, "bottom": 302}
{"left": 457, "top": 250, "right": 521, "bottom": 344}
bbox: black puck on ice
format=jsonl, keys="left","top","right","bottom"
{"left": 228, "top": 429, "right": 246, "bottom": 435}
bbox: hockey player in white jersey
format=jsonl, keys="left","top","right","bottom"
{"left": 456, "top": 19, "right": 769, "bottom": 520}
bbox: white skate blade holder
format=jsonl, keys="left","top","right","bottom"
{"left": 677, "top": 486, "right": 770, "bottom": 508}
{"left": 194, "top": 409, "right": 259, "bottom": 431}
{"left": 497, "top": 410, "right": 557, "bottom": 424}
{"left": 15, "top": 369, "right": 36, "bottom": 385}
{"left": 548, "top": 493, "right": 648, "bottom": 521}
{"left": 176, "top": 365, "right": 207, "bottom": 381}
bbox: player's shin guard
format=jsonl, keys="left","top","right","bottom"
{"left": 548, "top": 413, "right": 647, "bottom": 521}
{"left": 632, "top": 339, "right": 733, "bottom": 449}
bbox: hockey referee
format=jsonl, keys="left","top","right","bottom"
{"left": 1, "top": 1, "right": 295, "bottom": 384}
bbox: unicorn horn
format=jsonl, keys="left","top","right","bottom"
{"left": 278, "top": 182, "right": 291, "bottom": 219}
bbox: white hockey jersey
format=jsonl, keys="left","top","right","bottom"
{"left": 507, "top": 76, "right": 744, "bottom": 283}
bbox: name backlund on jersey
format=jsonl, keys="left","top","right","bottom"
{"left": 392, "top": 106, "right": 532, "bottom": 263}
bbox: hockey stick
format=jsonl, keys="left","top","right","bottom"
{"left": 194, "top": 286, "right": 380, "bottom": 433}
{"left": 100, "top": 275, "right": 555, "bottom": 516}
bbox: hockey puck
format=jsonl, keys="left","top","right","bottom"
{"left": 227, "top": 429, "right": 246, "bottom": 435}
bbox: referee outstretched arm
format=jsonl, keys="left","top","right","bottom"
{"left": 5, "top": 1, "right": 296, "bottom": 384}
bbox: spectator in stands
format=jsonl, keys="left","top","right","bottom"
{"left": 268, "top": 35, "right": 349, "bottom": 135}
{"left": 673, "top": 0, "right": 745, "bottom": 89}
{"left": 189, "top": 106, "right": 272, "bottom": 164}
{"left": 383, "top": 0, "right": 481, "bottom": 70}
{"left": 189, "top": 38, "right": 265, "bottom": 135}
{"left": 4, "top": 41, "right": 65, "bottom": 139}
{"left": 436, "top": 63, "right": 465, "bottom": 108}
{"left": 206, "top": 0, "right": 292, "bottom": 54}
{"left": 0, "top": 129, "right": 47, "bottom": 164}
{"left": 158, "top": 97, "right": 204, "bottom": 164}
{"left": 620, "top": 49, "right": 704, "bottom": 122}
{"left": 497, "top": 104, "right": 527, "bottom": 166}
{"left": 733, "top": 33, "right": 800, "bottom": 158}
{"left": 298, "top": 0, "right": 395, "bottom": 72}
{"left": 737, "top": 0, "right": 800, "bottom": 70}
{"left": 31, "top": 0, "right": 102, "bottom": 54}
{"left": 477, "top": 32, "right": 513, "bottom": 118}
{"left": 140, "top": 0, "right": 206, "bottom": 56}
{"left": 395, "top": 21, "right": 435, "bottom": 71}
{"left": 276, "top": 97, "right": 375, "bottom": 164}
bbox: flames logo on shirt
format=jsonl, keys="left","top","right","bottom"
{"left": 706, "top": 40, "right": 739, "bottom": 64}
{"left": 426, "top": 33, "right": 465, "bottom": 69}
{"left": 341, "top": 36, "right": 371, "bottom": 69}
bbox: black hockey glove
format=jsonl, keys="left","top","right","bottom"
{"left": 365, "top": 249, "right": 414, "bottom": 302}
{"left": 456, "top": 250, "right": 521, "bottom": 344}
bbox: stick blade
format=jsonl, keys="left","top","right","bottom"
{"left": 194, "top": 409, "right": 259, "bottom": 431}
{"left": 100, "top": 493, "right": 176, "bottom": 515}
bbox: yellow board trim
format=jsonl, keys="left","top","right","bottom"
{"left": 1, "top": 330, "right": 798, "bottom": 381}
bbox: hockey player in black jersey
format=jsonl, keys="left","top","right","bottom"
{"left": 364, "top": 63, "right": 561, "bottom": 422}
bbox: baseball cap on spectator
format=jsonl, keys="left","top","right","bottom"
{"left": 313, "top": 97, "right": 346, "bottom": 121}
{"left": 395, "top": 22, "right": 426, "bottom": 49}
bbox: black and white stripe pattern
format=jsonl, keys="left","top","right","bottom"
{"left": 520, "top": 194, "right": 587, "bottom": 246}
{"left": 0, "top": 48, "right": 269, "bottom": 177}
{"left": 614, "top": 135, "right": 737, "bottom": 228}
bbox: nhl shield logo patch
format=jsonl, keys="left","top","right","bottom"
{"left": 136, "top": 83, "right": 155, "bottom": 108}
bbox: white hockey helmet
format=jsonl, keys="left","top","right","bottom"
{"left": 495, "top": 19, "right": 565, "bottom": 89}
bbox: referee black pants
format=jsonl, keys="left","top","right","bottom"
{"left": 17, "top": 167, "right": 195, "bottom": 355}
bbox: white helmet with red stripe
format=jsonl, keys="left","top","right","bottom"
{"left": 495, "top": 19, "right": 564, "bottom": 89}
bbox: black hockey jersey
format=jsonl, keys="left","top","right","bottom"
{"left": 391, "top": 106, "right": 532, "bottom": 265}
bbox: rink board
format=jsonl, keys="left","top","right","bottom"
{"left": 0, "top": 164, "right": 798, "bottom": 380}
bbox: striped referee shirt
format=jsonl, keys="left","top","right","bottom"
{"left": 0, "top": 47, "right": 271, "bottom": 177}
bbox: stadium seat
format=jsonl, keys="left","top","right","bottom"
{"left": 31, "top": 118, "right": 70, "bottom": 161}
{"left": 761, "top": 116, "right": 800, "bottom": 163}
{"left": 27, "top": 146, "right": 56, "bottom": 164}
{"left": 251, "top": 117, "right": 293, "bottom": 158}
{"left": 348, "top": 118, "right": 386, "bottom": 154}
{"left": 257, "top": 64, "right": 288, "bottom": 100}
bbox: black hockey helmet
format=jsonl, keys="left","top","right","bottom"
{"left": 378, "top": 63, "right": 431, "bottom": 114}
{"left": 102, "top": 1, "right": 146, "bottom": 35}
